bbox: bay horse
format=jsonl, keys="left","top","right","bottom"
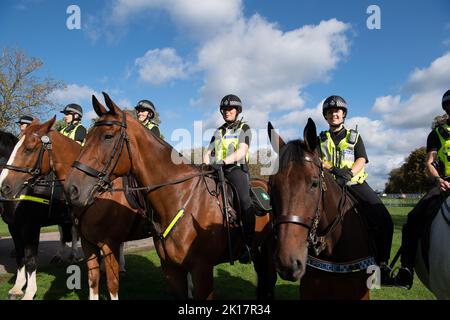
{"left": 414, "top": 196, "right": 450, "bottom": 299}
{"left": 64, "top": 92, "right": 276, "bottom": 299}
{"left": 268, "top": 118, "right": 375, "bottom": 300}
{"left": 0, "top": 128, "right": 75, "bottom": 299}
{"left": 0, "top": 120, "right": 151, "bottom": 299}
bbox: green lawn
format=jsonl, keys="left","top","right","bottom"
{"left": 0, "top": 206, "right": 436, "bottom": 300}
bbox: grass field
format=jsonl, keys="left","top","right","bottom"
{"left": 0, "top": 206, "right": 436, "bottom": 300}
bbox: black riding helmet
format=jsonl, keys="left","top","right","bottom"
{"left": 442, "top": 90, "right": 450, "bottom": 110}
{"left": 61, "top": 103, "right": 83, "bottom": 118}
{"left": 220, "top": 94, "right": 242, "bottom": 114}
{"left": 322, "top": 95, "right": 348, "bottom": 118}
{"left": 16, "top": 115, "right": 34, "bottom": 125}
{"left": 135, "top": 100, "right": 156, "bottom": 119}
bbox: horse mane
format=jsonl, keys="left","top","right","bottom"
{"left": 278, "top": 139, "right": 308, "bottom": 170}
{"left": 0, "top": 130, "right": 19, "bottom": 158}
{"left": 122, "top": 110, "right": 196, "bottom": 168}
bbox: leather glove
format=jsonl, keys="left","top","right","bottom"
{"left": 331, "top": 167, "right": 353, "bottom": 184}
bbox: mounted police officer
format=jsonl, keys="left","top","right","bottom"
{"left": 60, "top": 103, "right": 86, "bottom": 145}
{"left": 16, "top": 115, "right": 34, "bottom": 136}
{"left": 135, "top": 99, "right": 161, "bottom": 137}
{"left": 394, "top": 89, "right": 450, "bottom": 289}
{"left": 203, "top": 94, "right": 254, "bottom": 264}
{"left": 319, "top": 95, "right": 394, "bottom": 285}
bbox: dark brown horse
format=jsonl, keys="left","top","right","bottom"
{"left": 268, "top": 118, "right": 374, "bottom": 300}
{"left": 0, "top": 118, "right": 151, "bottom": 299}
{"left": 65, "top": 92, "right": 276, "bottom": 299}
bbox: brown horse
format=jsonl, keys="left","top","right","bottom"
{"left": 64, "top": 92, "right": 276, "bottom": 299}
{"left": 268, "top": 118, "right": 374, "bottom": 300}
{"left": 0, "top": 118, "right": 151, "bottom": 299}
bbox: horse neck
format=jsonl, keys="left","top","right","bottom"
{"left": 322, "top": 172, "right": 369, "bottom": 259}
{"left": 49, "top": 131, "right": 81, "bottom": 180}
{"left": 129, "top": 123, "right": 199, "bottom": 214}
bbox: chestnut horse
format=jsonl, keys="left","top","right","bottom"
{"left": 0, "top": 119, "right": 151, "bottom": 300}
{"left": 0, "top": 129, "right": 76, "bottom": 299}
{"left": 268, "top": 118, "right": 375, "bottom": 300}
{"left": 65, "top": 92, "right": 276, "bottom": 299}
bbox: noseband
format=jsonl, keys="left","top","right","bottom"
{"left": 273, "top": 155, "right": 330, "bottom": 255}
{"left": 71, "top": 110, "right": 132, "bottom": 199}
{"left": 2, "top": 134, "right": 55, "bottom": 186}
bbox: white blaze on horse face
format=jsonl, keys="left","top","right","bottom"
{"left": 0, "top": 135, "right": 26, "bottom": 188}
{"left": 22, "top": 270, "right": 37, "bottom": 300}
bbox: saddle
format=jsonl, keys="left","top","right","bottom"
{"left": 212, "top": 167, "right": 271, "bottom": 227}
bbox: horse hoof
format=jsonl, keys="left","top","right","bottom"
{"left": 8, "top": 291, "right": 23, "bottom": 300}
{"left": 21, "top": 294, "right": 35, "bottom": 300}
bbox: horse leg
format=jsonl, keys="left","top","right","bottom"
{"left": 190, "top": 264, "right": 214, "bottom": 300}
{"left": 160, "top": 261, "right": 189, "bottom": 299}
{"left": 51, "top": 225, "right": 67, "bottom": 264}
{"left": 119, "top": 243, "right": 126, "bottom": 273}
{"left": 8, "top": 225, "right": 26, "bottom": 299}
{"left": 101, "top": 243, "right": 120, "bottom": 300}
{"left": 21, "top": 226, "right": 40, "bottom": 300}
{"left": 254, "top": 240, "right": 277, "bottom": 300}
{"left": 81, "top": 237, "right": 101, "bottom": 300}
{"left": 69, "top": 225, "right": 80, "bottom": 263}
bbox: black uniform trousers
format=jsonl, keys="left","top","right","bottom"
{"left": 224, "top": 165, "right": 255, "bottom": 244}
{"left": 348, "top": 182, "right": 394, "bottom": 264}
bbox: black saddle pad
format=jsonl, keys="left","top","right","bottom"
{"left": 251, "top": 186, "right": 271, "bottom": 215}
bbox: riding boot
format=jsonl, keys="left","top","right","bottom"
{"left": 239, "top": 206, "right": 256, "bottom": 264}
{"left": 394, "top": 224, "right": 417, "bottom": 289}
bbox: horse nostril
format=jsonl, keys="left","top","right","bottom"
{"left": 69, "top": 185, "right": 80, "bottom": 201}
{"left": 1, "top": 185, "right": 11, "bottom": 197}
{"left": 293, "top": 259, "right": 304, "bottom": 274}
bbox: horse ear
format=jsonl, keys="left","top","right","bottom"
{"left": 268, "top": 121, "right": 285, "bottom": 154}
{"left": 102, "top": 92, "right": 121, "bottom": 115}
{"left": 31, "top": 118, "right": 39, "bottom": 126}
{"left": 92, "top": 95, "right": 107, "bottom": 116}
{"left": 303, "top": 118, "right": 317, "bottom": 153}
{"left": 41, "top": 116, "right": 56, "bottom": 133}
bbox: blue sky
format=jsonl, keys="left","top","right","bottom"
{"left": 1, "top": 0, "right": 449, "bottom": 190}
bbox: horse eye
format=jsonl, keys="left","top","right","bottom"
{"left": 311, "top": 180, "right": 319, "bottom": 189}
{"left": 104, "top": 134, "right": 114, "bottom": 140}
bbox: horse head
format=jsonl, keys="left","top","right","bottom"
{"left": 268, "top": 118, "right": 324, "bottom": 281}
{"left": 65, "top": 92, "right": 134, "bottom": 207}
{"left": 0, "top": 118, "right": 56, "bottom": 198}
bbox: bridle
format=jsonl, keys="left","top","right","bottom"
{"left": 71, "top": 110, "right": 132, "bottom": 202}
{"left": 2, "top": 133, "right": 57, "bottom": 192}
{"left": 273, "top": 154, "right": 346, "bottom": 256}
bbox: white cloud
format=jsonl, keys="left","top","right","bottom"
{"left": 111, "top": 0, "right": 242, "bottom": 40}
{"left": 404, "top": 52, "right": 450, "bottom": 94}
{"left": 194, "top": 16, "right": 350, "bottom": 132}
{"left": 50, "top": 84, "right": 100, "bottom": 106}
{"left": 135, "top": 48, "right": 187, "bottom": 85}
{"left": 372, "top": 95, "right": 401, "bottom": 114}
{"left": 371, "top": 53, "right": 450, "bottom": 129}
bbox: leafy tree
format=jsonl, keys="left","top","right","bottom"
{"left": 384, "top": 147, "right": 432, "bottom": 193}
{"left": 0, "top": 47, "right": 65, "bottom": 132}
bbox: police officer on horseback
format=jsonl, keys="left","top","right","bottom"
{"left": 319, "top": 95, "right": 394, "bottom": 285}
{"left": 16, "top": 115, "right": 34, "bottom": 136}
{"left": 135, "top": 99, "right": 161, "bottom": 137}
{"left": 394, "top": 89, "right": 450, "bottom": 289}
{"left": 60, "top": 103, "right": 87, "bottom": 145}
{"left": 203, "top": 94, "right": 254, "bottom": 264}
